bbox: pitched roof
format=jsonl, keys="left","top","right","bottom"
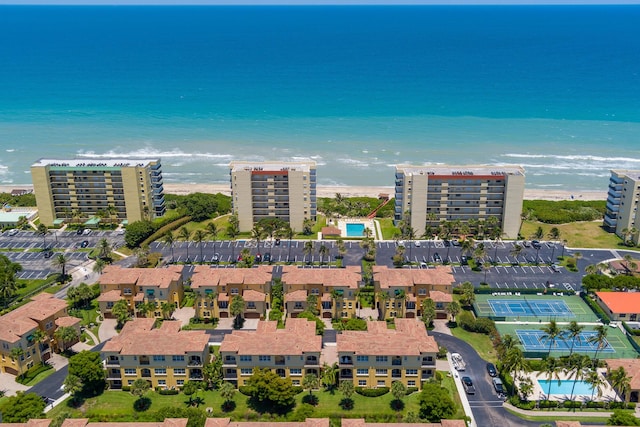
{"left": 337, "top": 319, "right": 438, "bottom": 355}
{"left": 281, "top": 266, "right": 361, "bottom": 289}
{"left": 428, "top": 290, "right": 452, "bottom": 303}
{"left": 220, "top": 319, "right": 321, "bottom": 355}
{"left": 0, "top": 419, "right": 52, "bottom": 427}
{"left": 98, "top": 265, "right": 184, "bottom": 289}
{"left": 242, "top": 289, "right": 266, "bottom": 302}
{"left": 595, "top": 292, "right": 640, "bottom": 314}
{"left": 372, "top": 266, "right": 454, "bottom": 289}
{"left": 102, "top": 319, "right": 208, "bottom": 355}
{"left": 190, "top": 266, "right": 273, "bottom": 289}
{"left": 59, "top": 419, "right": 189, "bottom": 427}
{"left": 605, "top": 359, "right": 640, "bottom": 390}
{"left": 97, "top": 289, "right": 123, "bottom": 302}
{"left": 284, "top": 289, "right": 308, "bottom": 303}
{"left": 55, "top": 316, "right": 81, "bottom": 327}
{"left": 0, "top": 293, "right": 68, "bottom": 343}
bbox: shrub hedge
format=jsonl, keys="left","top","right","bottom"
{"left": 582, "top": 293, "right": 610, "bottom": 324}
{"left": 141, "top": 215, "right": 192, "bottom": 248}
{"left": 158, "top": 389, "right": 179, "bottom": 395}
{"left": 356, "top": 387, "right": 389, "bottom": 397}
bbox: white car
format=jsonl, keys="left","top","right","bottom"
{"left": 397, "top": 240, "right": 406, "bottom": 247}
{"left": 83, "top": 229, "right": 93, "bottom": 235}
{"left": 414, "top": 241, "right": 421, "bottom": 247}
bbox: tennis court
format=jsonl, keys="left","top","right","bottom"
{"left": 474, "top": 293, "right": 598, "bottom": 322}
{"left": 495, "top": 323, "right": 638, "bottom": 358}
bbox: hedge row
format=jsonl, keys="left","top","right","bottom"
{"left": 355, "top": 387, "right": 389, "bottom": 397}
{"left": 141, "top": 215, "right": 192, "bottom": 248}
{"left": 158, "top": 389, "right": 179, "bottom": 395}
{"left": 582, "top": 293, "right": 610, "bottom": 324}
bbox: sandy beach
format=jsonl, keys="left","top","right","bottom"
{"left": 0, "top": 183, "right": 606, "bottom": 201}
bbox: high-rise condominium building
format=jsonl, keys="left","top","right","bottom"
{"left": 31, "top": 159, "right": 165, "bottom": 227}
{"left": 229, "top": 161, "right": 316, "bottom": 232}
{"left": 603, "top": 170, "right": 640, "bottom": 244}
{"left": 394, "top": 165, "right": 525, "bottom": 239}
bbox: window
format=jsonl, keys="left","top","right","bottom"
{"left": 158, "top": 380, "right": 166, "bottom": 386}
{"left": 241, "top": 368, "right": 253, "bottom": 376}
{"left": 290, "top": 368, "right": 302, "bottom": 376}
{"left": 259, "top": 355, "right": 271, "bottom": 362}
{"left": 408, "top": 380, "right": 416, "bottom": 387}
{"left": 155, "top": 368, "right": 166, "bottom": 375}
{"left": 172, "top": 355, "right": 185, "bottom": 362}
{"left": 240, "top": 355, "right": 252, "bottom": 362}
{"left": 375, "top": 356, "right": 388, "bottom": 362}
{"left": 310, "top": 288, "right": 319, "bottom": 295}
{"left": 357, "top": 369, "right": 368, "bottom": 376}
{"left": 356, "top": 355, "right": 369, "bottom": 362}
{"left": 45, "top": 321, "right": 53, "bottom": 330}
{"left": 406, "top": 369, "right": 418, "bottom": 376}
{"left": 292, "top": 380, "right": 300, "bottom": 386}
{"left": 153, "top": 355, "right": 165, "bottom": 362}
{"left": 231, "top": 288, "right": 239, "bottom": 295}
{"left": 358, "top": 380, "right": 367, "bottom": 386}
{"left": 128, "top": 380, "right": 135, "bottom": 385}
{"left": 375, "top": 369, "right": 388, "bottom": 376}
{"left": 418, "top": 289, "right": 427, "bottom": 296}
{"left": 177, "top": 380, "right": 184, "bottom": 386}
{"left": 247, "top": 302, "right": 256, "bottom": 309}
{"left": 124, "top": 369, "right": 136, "bottom": 376}
{"left": 377, "top": 380, "right": 386, "bottom": 387}
{"left": 174, "top": 368, "right": 186, "bottom": 375}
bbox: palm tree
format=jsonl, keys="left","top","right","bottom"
{"left": 542, "top": 357, "right": 562, "bottom": 408}
{"left": 336, "top": 238, "right": 346, "bottom": 261}
{"left": 54, "top": 325, "right": 79, "bottom": 351}
{"left": 161, "top": 302, "right": 176, "bottom": 320}
{"left": 608, "top": 366, "right": 631, "bottom": 404}
{"left": 10, "top": 347, "right": 25, "bottom": 375}
{"left": 566, "top": 354, "right": 590, "bottom": 410}
{"left": 587, "top": 325, "right": 608, "bottom": 369}
{"left": 98, "top": 238, "right": 111, "bottom": 259}
{"left": 179, "top": 226, "right": 191, "bottom": 262}
{"left": 446, "top": 300, "right": 461, "bottom": 322}
{"left": 377, "top": 291, "right": 389, "bottom": 320}
{"left": 395, "top": 290, "right": 406, "bottom": 318}
{"left": 585, "top": 368, "right": 605, "bottom": 402}
{"left": 497, "top": 333, "right": 519, "bottom": 359}
{"left": 285, "top": 226, "right": 295, "bottom": 263}
{"left": 37, "top": 223, "right": 48, "bottom": 249}
{"left": 565, "top": 321, "right": 584, "bottom": 357}
{"left": 510, "top": 243, "right": 523, "bottom": 264}
{"left": 32, "top": 328, "right": 48, "bottom": 366}
{"left": 302, "top": 373, "right": 320, "bottom": 399}
{"left": 503, "top": 347, "right": 529, "bottom": 396}
{"left": 93, "top": 258, "right": 107, "bottom": 275}
{"left": 206, "top": 222, "right": 218, "bottom": 253}
{"left": 107, "top": 204, "right": 118, "bottom": 226}
{"left": 303, "top": 241, "right": 314, "bottom": 264}
{"left": 321, "top": 362, "right": 338, "bottom": 390}
{"left": 229, "top": 295, "right": 245, "bottom": 320}
{"left": 318, "top": 244, "right": 329, "bottom": 265}
{"left": 461, "top": 238, "right": 475, "bottom": 260}
{"left": 541, "top": 320, "right": 562, "bottom": 359}
{"left": 193, "top": 229, "right": 206, "bottom": 264}
{"left": 162, "top": 231, "right": 175, "bottom": 263}
{"left": 548, "top": 227, "right": 560, "bottom": 241}
{"left": 251, "top": 224, "right": 264, "bottom": 252}
{"left": 227, "top": 221, "right": 239, "bottom": 263}
{"left": 53, "top": 253, "right": 68, "bottom": 282}
{"left": 623, "top": 254, "right": 637, "bottom": 275}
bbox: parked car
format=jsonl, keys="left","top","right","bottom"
{"left": 80, "top": 240, "right": 89, "bottom": 248}
{"left": 43, "top": 250, "right": 53, "bottom": 259}
{"left": 551, "top": 263, "right": 562, "bottom": 272}
{"left": 212, "top": 253, "right": 220, "bottom": 263}
{"left": 255, "top": 253, "right": 262, "bottom": 263}
{"left": 76, "top": 228, "right": 84, "bottom": 235}
{"left": 451, "top": 352, "right": 466, "bottom": 371}
{"left": 414, "top": 241, "right": 421, "bottom": 247}
{"left": 443, "top": 239, "right": 450, "bottom": 247}
{"left": 83, "top": 229, "right": 92, "bottom": 236}
{"left": 275, "top": 238, "right": 281, "bottom": 246}
{"left": 433, "top": 252, "right": 442, "bottom": 263}
{"left": 532, "top": 240, "right": 542, "bottom": 249}
{"left": 8, "top": 228, "right": 19, "bottom": 236}
{"left": 492, "top": 377, "right": 504, "bottom": 394}
{"left": 486, "top": 362, "right": 497, "bottom": 377}
{"left": 397, "top": 240, "right": 406, "bottom": 247}
{"left": 522, "top": 240, "right": 531, "bottom": 247}
{"left": 460, "top": 255, "right": 468, "bottom": 265}
{"left": 452, "top": 239, "right": 460, "bottom": 246}
{"left": 462, "top": 376, "right": 476, "bottom": 394}
{"left": 264, "top": 253, "right": 271, "bottom": 263}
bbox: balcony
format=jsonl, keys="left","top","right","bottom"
{"left": 339, "top": 369, "right": 353, "bottom": 379}
{"left": 339, "top": 356, "right": 353, "bottom": 365}
{"left": 223, "top": 356, "right": 237, "bottom": 366}
{"left": 392, "top": 369, "right": 402, "bottom": 379}
{"left": 189, "top": 369, "right": 204, "bottom": 380}
{"left": 224, "top": 369, "right": 237, "bottom": 379}
{"left": 139, "top": 356, "right": 150, "bottom": 365}
{"left": 305, "top": 356, "right": 319, "bottom": 366}
{"left": 141, "top": 369, "right": 151, "bottom": 378}
{"left": 391, "top": 357, "right": 402, "bottom": 366}
{"left": 106, "top": 357, "right": 120, "bottom": 366}
{"left": 421, "top": 357, "right": 435, "bottom": 367}
{"left": 275, "top": 356, "right": 286, "bottom": 366}
{"left": 188, "top": 357, "right": 203, "bottom": 367}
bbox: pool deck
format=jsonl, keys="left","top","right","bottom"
{"left": 335, "top": 218, "right": 375, "bottom": 238}
{"left": 516, "top": 370, "right": 619, "bottom": 402}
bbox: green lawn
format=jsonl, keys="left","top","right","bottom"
{"left": 378, "top": 218, "right": 400, "bottom": 240}
{"left": 504, "top": 407, "right": 610, "bottom": 424}
{"left": 48, "top": 375, "right": 464, "bottom": 423}
{"left": 22, "top": 365, "right": 56, "bottom": 386}
{"left": 69, "top": 300, "right": 101, "bottom": 342}
{"left": 520, "top": 220, "right": 625, "bottom": 249}
{"left": 449, "top": 325, "right": 497, "bottom": 364}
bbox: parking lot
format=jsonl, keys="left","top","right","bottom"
{"left": 0, "top": 229, "right": 126, "bottom": 280}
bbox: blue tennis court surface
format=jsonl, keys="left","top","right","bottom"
{"left": 488, "top": 299, "right": 574, "bottom": 318}
{"left": 516, "top": 330, "right": 614, "bottom": 353}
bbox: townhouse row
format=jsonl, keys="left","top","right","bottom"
{"left": 96, "top": 264, "right": 456, "bottom": 322}
{"left": 0, "top": 294, "right": 80, "bottom": 376}
{"left": 101, "top": 317, "right": 439, "bottom": 392}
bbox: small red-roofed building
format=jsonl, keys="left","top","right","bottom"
{"left": 595, "top": 291, "right": 640, "bottom": 322}
{"left": 281, "top": 265, "right": 362, "bottom": 319}
{"left": 97, "top": 265, "right": 185, "bottom": 319}
{"left": 336, "top": 319, "right": 438, "bottom": 389}
{"left": 101, "top": 318, "right": 210, "bottom": 390}
{"left": 190, "top": 265, "right": 273, "bottom": 319}
{"left": 0, "top": 293, "right": 77, "bottom": 376}
{"left": 219, "top": 318, "right": 322, "bottom": 387}
{"left": 605, "top": 358, "right": 640, "bottom": 402}
{"left": 372, "top": 266, "right": 454, "bottom": 320}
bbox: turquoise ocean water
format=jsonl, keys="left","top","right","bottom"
{"left": 0, "top": 5, "right": 639, "bottom": 190}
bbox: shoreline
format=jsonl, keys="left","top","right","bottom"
{"left": 0, "top": 183, "right": 607, "bottom": 201}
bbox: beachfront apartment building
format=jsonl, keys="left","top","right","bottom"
{"left": 219, "top": 318, "right": 322, "bottom": 387}
{"left": 336, "top": 319, "right": 438, "bottom": 389}
{"left": 101, "top": 318, "right": 210, "bottom": 390}
{"left": 594, "top": 292, "right": 640, "bottom": 322}
{"left": 31, "top": 158, "right": 166, "bottom": 227}
{"left": 229, "top": 161, "right": 317, "bottom": 232}
{"left": 280, "top": 265, "right": 362, "bottom": 319}
{"left": 394, "top": 165, "right": 525, "bottom": 239}
{"left": 603, "top": 170, "right": 640, "bottom": 245}
{"left": 97, "top": 265, "right": 185, "bottom": 319}
{"left": 0, "top": 293, "right": 80, "bottom": 376}
{"left": 372, "top": 266, "right": 454, "bottom": 320}
{"left": 190, "top": 265, "right": 273, "bottom": 319}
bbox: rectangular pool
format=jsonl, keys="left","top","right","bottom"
{"left": 537, "top": 379, "right": 594, "bottom": 396}
{"left": 346, "top": 223, "right": 365, "bottom": 237}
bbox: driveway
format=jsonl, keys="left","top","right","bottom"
{"left": 99, "top": 318, "right": 118, "bottom": 342}
{"left": 172, "top": 307, "right": 195, "bottom": 327}
{"left": 430, "top": 331, "right": 542, "bottom": 427}
{"left": 0, "top": 372, "right": 29, "bottom": 396}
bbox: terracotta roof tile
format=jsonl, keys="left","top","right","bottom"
{"left": 596, "top": 292, "right": 640, "bottom": 314}
{"left": 55, "top": 316, "right": 80, "bottom": 327}
{"left": 97, "top": 289, "right": 123, "bottom": 302}
{"left": 285, "top": 290, "right": 308, "bottom": 303}
{"left": 372, "top": 266, "right": 454, "bottom": 289}
{"left": 429, "top": 290, "right": 452, "bottom": 303}
{"left": 102, "top": 319, "right": 208, "bottom": 355}
{"left": 0, "top": 293, "right": 68, "bottom": 343}
{"left": 606, "top": 359, "right": 640, "bottom": 390}
{"left": 242, "top": 289, "right": 266, "bottom": 302}
{"left": 190, "top": 266, "right": 273, "bottom": 289}
{"left": 281, "top": 266, "right": 361, "bottom": 289}
{"left": 220, "top": 319, "right": 321, "bottom": 355}
{"left": 337, "top": 319, "right": 438, "bottom": 355}
{"left": 98, "top": 266, "right": 184, "bottom": 289}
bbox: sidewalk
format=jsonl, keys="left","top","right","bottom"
{"left": 503, "top": 401, "right": 615, "bottom": 418}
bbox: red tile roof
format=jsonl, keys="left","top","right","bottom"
{"left": 220, "top": 319, "right": 321, "bottom": 355}
{"left": 606, "top": 359, "right": 640, "bottom": 390}
{"left": 0, "top": 293, "right": 68, "bottom": 343}
{"left": 285, "top": 290, "right": 308, "bottom": 303}
{"left": 59, "top": 419, "right": 189, "bottom": 427}
{"left": 281, "top": 266, "right": 361, "bottom": 289}
{"left": 428, "top": 290, "right": 452, "bottom": 303}
{"left": 98, "top": 266, "right": 184, "bottom": 289}
{"left": 596, "top": 291, "right": 640, "bottom": 314}
{"left": 337, "top": 319, "right": 438, "bottom": 355}
{"left": 190, "top": 266, "right": 273, "bottom": 289}
{"left": 372, "top": 266, "right": 454, "bottom": 288}
{"left": 55, "top": 316, "right": 80, "bottom": 328}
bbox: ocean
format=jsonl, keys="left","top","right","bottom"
{"left": 0, "top": 5, "right": 639, "bottom": 191}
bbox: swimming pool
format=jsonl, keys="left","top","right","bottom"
{"left": 346, "top": 223, "right": 365, "bottom": 237}
{"left": 537, "top": 379, "right": 594, "bottom": 396}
